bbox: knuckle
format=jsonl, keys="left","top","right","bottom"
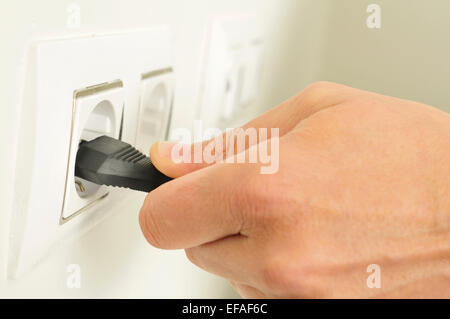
{"left": 184, "top": 248, "right": 195, "bottom": 264}
{"left": 259, "top": 257, "right": 293, "bottom": 295}
{"left": 299, "top": 81, "right": 345, "bottom": 111}
{"left": 259, "top": 255, "right": 327, "bottom": 298}
{"left": 185, "top": 247, "right": 202, "bottom": 268}
{"left": 303, "top": 81, "right": 336, "bottom": 97}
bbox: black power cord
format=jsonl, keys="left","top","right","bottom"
{"left": 75, "top": 135, "right": 172, "bottom": 192}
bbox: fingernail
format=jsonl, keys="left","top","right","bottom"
{"left": 157, "top": 142, "right": 179, "bottom": 159}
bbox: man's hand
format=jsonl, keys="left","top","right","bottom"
{"left": 139, "top": 82, "right": 450, "bottom": 298}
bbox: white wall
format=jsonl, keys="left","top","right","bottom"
{"left": 2, "top": 0, "right": 449, "bottom": 298}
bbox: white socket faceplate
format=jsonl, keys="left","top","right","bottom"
{"left": 135, "top": 70, "right": 174, "bottom": 154}
{"left": 200, "top": 15, "right": 264, "bottom": 126}
{"left": 61, "top": 82, "right": 124, "bottom": 222}
{"left": 9, "top": 28, "right": 174, "bottom": 277}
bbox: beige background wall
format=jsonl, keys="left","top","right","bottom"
{"left": 1, "top": 0, "right": 449, "bottom": 297}
{"left": 262, "top": 0, "right": 450, "bottom": 113}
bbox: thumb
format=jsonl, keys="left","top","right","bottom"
{"left": 151, "top": 126, "right": 277, "bottom": 178}
{"left": 151, "top": 81, "right": 347, "bottom": 178}
{"left": 150, "top": 141, "right": 206, "bottom": 178}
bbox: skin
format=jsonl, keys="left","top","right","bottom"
{"left": 139, "top": 82, "right": 450, "bottom": 298}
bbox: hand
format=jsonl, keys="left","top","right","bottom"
{"left": 139, "top": 82, "right": 450, "bottom": 298}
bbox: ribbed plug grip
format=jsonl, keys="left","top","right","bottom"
{"left": 75, "top": 135, "right": 172, "bottom": 192}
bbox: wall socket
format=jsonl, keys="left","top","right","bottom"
{"left": 200, "top": 14, "right": 264, "bottom": 127}
{"left": 8, "top": 28, "right": 174, "bottom": 277}
{"left": 135, "top": 69, "right": 174, "bottom": 154}
{"left": 61, "top": 81, "right": 124, "bottom": 223}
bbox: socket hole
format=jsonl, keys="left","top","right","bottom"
{"left": 75, "top": 100, "right": 117, "bottom": 198}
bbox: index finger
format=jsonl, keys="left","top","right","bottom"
{"left": 139, "top": 161, "right": 255, "bottom": 249}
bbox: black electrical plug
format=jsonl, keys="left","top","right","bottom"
{"left": 75, "top": 135, "right": 172, "bottom": 192}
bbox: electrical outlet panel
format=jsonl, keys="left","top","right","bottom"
{"left": 8, "top": 28, "right": 174, "bottom": 277}
{"left": 200, "top": 15, "right": 264, "bottom": 126}
{"left": 135, "top": 69, "right": 174, "bottom": 154}
{"left": 61, "top": 81, "right": 124, "bottom": 223}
